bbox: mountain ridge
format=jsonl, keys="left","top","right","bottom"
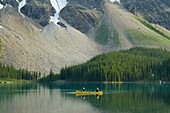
{"left": 91, "top": 0, "right": 170, "bottom": 51}
{"left": 0, "top": 6, "right": 101, "bottom": 75}
{"left": 0, "top": 0, "right": 170, "bottom": 75}
{"left": 121, "top": 0, "right": 170, "bottom": 30}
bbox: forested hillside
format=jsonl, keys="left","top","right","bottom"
{"left": 0, "top": 64, "right": 40, "bottom": 81}
{"left": 60, "top": 47, "right": 170, "bottom": 82}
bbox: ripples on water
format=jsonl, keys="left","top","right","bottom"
{"left": 0, "top": 83, "right": 170, "bottom": 113}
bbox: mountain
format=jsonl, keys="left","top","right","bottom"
{"left": 60, "top": 0, "right": 170, "bottom": 51}
{"left": 121, "top": 0, "right": 170, "bottom": 30}
{"left": 60, "top": 4, "right": 103, "bottom": 33}
{"left": 60, "top": 0, "right": 103, "bottom": 33}
{"left": 0, "top": 6, "right": 100, "bottom": 75}
{"left": 1, "top": 0, "right": 68, "bottom": 26}
{"left": 0, "top": 0, "right": 170, "bottom": 75}
{"left": 92, "top": 0, "right": 170, "bottom": 51}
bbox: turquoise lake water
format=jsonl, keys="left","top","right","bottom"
{"left": 0, "top": 83, "right": 170, "bottom": 113}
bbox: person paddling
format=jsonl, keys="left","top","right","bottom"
{"left": 96, "top": 88, "right": 99, "bottom": 92}
{"left": 82, "top": 87, "right": 85, "bottom": 92}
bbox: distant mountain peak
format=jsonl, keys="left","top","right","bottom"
{"left": 0, "top": 25, "right": 4, "bottom": 29}
{"left": 0, "top": 0, "right": 4, "bottom": 9}
{"left": 0, "top": 4, "right": 3, "bottom": 9}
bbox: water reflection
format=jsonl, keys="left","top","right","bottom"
{"left": 0, "top": 83, "right": 170, "bottom": 113}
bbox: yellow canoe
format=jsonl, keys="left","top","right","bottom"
{"left": 75, "top": 90, "right": 103, "bottom": 96}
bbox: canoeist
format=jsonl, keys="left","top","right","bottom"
{"left": 82, "top": 87, "right": 85, "bottom": 92}
{"left": 96, "top": 88, "right": 99, "bottom": 92}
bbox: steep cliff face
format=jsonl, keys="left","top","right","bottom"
{"left": 60, "top": 5, "right": 103, "bottom": 33}
{"left": 67, "top": 0, "right": 103, "bottom": 10}
{"left": 121, "top": 0, "right": 170, "bottom": 30}
{"left": 160, "top": 0, "right": 170, "bottom": 7}
{"left": 20, "top": 0, "right": 55, "bottom": 26}
{"left": 60, "top": 0, "right": 104, "bottom": 33}
{"left": 1, "top": 0, "right": 170, "bottom": 31}
{"left": 1, "top": 0, "right": 18, "bottom": 8}
{"left": 0, "top": 0, "right": 55, "bottom": 26}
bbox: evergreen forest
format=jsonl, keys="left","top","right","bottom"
{"left": 59, "top": 47, "right": 170, "bottom": 82}
{"left": 0, "top": 64, "right": 40, "bottom": 80}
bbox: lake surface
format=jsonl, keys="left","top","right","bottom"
{"left": 0, "top": 83, "right": 170, "bottom": 113}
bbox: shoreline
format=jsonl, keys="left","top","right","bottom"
{"left": 48, "top": 80, "right": 170, "bottom": 84}
{"left": 0, "top": 79, "right": 33, "bottom": 84}
{"left": 1, "top": 79, "right": 170, "bottom": 84}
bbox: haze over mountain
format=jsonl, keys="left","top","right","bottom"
{"left": 0, "top": 0, "right": 170, "bottom": 75}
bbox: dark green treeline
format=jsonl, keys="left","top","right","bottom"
{"left": 60, "top": 47, "right": 170, "bottom": 82}
{"left": 0, "top": 64, "right": 40, "bottom": 80}
{"left": 39, "top": 69, "right": 59, "bottom": 82}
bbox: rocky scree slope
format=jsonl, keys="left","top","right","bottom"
{"left": 60, "top": 0, "right": 170, "bottom": 51}
{"left": 89, "top": 0, "right": 170, "bottom": 51}
{"left": 0, "top": 6, "right": 101, "bottom": 75}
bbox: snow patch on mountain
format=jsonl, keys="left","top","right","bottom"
{"left": 16, "top": 0, "right": 26, "bottom": 17}
{"left": 50, "top": 0, "right": 67, "bottom": 24}
{"left": 110, "top": 0, "right": 120, "bottom": 3}
{"left": 0, "top": 25, "right": 4, "bottom": 29}
{"left": 0, "top": 4, "right": 3, "bottom": 9}
{"left": 0, "top": 0, "right": 13, "bottom": 10}
{"left": 0, "top": 0, "right": 3, "bottom": 10}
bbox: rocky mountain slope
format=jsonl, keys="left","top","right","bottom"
{"left": 0, "top": 0, "right": 170, "bottom": 75}
{"left": 0, "top": 0, "right": 67, "bottom": 26}
{"left": 60, "top": 4, "right": 103, "bottom": 33}
{"left": 0, "top": 6, "right": 101, "bottom": 75}
{"left": 121, "top": 0, "right": 170, "bottom": 30}
{"left": 59, "top": 0, "right": 170, "bottom": 51}
{"left": 60, "top": 0, "right": 103, "bottom": 33}
{"left": 93, "top": 0, "right": 170, "bottom": 51}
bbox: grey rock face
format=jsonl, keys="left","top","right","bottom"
{"left": 60, "top": 5, "right": 103, "bottom": 33}
{"left": 20, "top": 0, "right": 55, "bottom": 26}
{"left": 1, "top": 0, "right": 170, "bottom": 32}
{"left": 0, "top": 0, "right": 55, "bottom": 26}
{"left": 160, "top": 0, "right": 170, "bottom": 7}
{"left": 59, "top": 0, "right": 104, "bottom": 33}
{"left": 121, "top": 0, "right": 170, "bottom": 30}
{"left": 1, "top": 0, "right": 18, "bottom": 8}
{"left": 68, "top": 0, "right": 103, "bottom": 10}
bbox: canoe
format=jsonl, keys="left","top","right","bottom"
{"left": 75, "top": 90, "right": 103, "bottom": 96}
